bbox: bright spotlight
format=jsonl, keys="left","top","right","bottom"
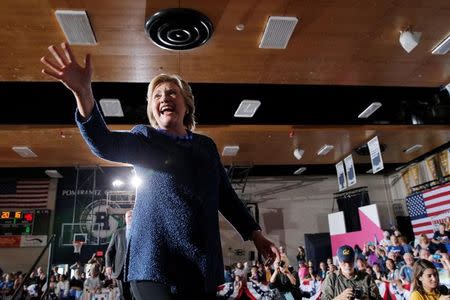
{"left": 112, "top": 179, "right": 124, "bottom": 188}
{"left": 131, "top": 176, "right": 142, "bottom": 188}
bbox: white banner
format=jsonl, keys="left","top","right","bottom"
{"left": 335, "top": 161, "right": 347, "bottom": 191}
{"left": 344, "top": 154, "right": 357, "bottom": 186}
{"left": 20, "top": 235, "right": 47, "bottom": 247}
{"left": 367, "top": 136, "right": 384, "bottom": 174}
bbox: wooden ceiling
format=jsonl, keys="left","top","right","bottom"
{"left": 0, "top": 0, "right": 449, "bottom": 172}
{"left": 1, "top": 0, "right": 449, "bottom": 85}
{"left": 0, "top": 124, "right": 448, "bottom": 169}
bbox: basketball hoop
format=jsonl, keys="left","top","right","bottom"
{"left": 73, "top": 241, "right": 84, "bottom": 254}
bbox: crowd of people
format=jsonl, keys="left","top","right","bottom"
{"left": 2, "top": 224, "right": 450, "bottom": 299}
{"left": 0, "top": 254, "right": 119, "bottom": 300}
{"left": 221, "top": 224, "right": 450, "bottom": 299}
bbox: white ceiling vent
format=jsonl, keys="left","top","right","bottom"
{"left": 234, "top": 100, "right": 261, "bottom": 118}
{"left": 259, "top": 16, "right": 298, "bottom": 49}
{"left": 222, "top": 145, "right": 240, "bottom": 156}
{"left": 432, "top": 34, "right": 450, "bottom": 55}
{"left": 12, "top": 146, "right": 37, "bottom": 158}
{"left": 99, "top": 99, "right": 124, "bottom": 117}
{"left": 55, "top": 10, "right": 97, "bottom": 45}
{"left": 45, "top": 170, "right": 63, "bottom": 178}
{"left": 293, "top": 167, "right": 307, "bottom": 175}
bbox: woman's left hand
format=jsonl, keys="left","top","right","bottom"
{"left": 251, "top": 230, "right": 280, "bottom": 266}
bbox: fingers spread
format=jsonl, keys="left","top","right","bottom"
{"left": 40, "top": 57, "right": 62, "bottom": 74}
{"left": 48, "top": 45, "right": 68, "bottom": 67}
{"left": 61, "top": 42, "right": 74, "bottom": 63}
{"left": 42, "top": 68, "right": 62, "bottom": 80}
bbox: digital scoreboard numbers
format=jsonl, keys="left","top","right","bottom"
{"left": 0, "top": 210, "right": 34, "bottom": 235}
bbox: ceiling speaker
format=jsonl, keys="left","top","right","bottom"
{"left": 145, "top": 8, "right": 213, "bottom": 51}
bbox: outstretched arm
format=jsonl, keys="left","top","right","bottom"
{"left": 41, "top": 43, "right": 148, "bottom": 164}
{"left": 41, "top": 42, "right": 94, "bottom": 120}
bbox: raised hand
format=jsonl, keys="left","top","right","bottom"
{"left": 41, "top": 42, "right": 92, "bottom": 94}
{"left": 40, "top": 42, "right": 95, "bottom": 118}
{"left": 251, "top": 230, "right": 280, "bottom": 266}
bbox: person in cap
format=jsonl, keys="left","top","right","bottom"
{"left": 321, "top": 245, "right": 382, "bottom": 300}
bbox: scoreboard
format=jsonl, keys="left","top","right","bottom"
{"left": 0, "top": 209, "right": 50, "bottom": 235}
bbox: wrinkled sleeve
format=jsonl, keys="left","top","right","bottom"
{"left": 75, "top": 103, "right": 146, "bottom": 164}
{"left": 212, "top": 140, "right": 261, "bottom": 241}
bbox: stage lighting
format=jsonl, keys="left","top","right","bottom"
{"left": 131, "top": 176, "right": 142, "bottom": 188}
{"left": 112, "top": 179, "right": 124, "bottom": 188}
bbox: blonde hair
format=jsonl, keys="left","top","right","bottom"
{"left": 147, "top": 74, "right": 196, "bottom": 130}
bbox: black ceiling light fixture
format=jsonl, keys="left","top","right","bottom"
{"left": 145, "top": 8, "right": 214, "bottom": 51}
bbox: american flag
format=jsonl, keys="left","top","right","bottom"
{"left": 0, "top": 179, "right": 50, "bottom": 209}
{"left": 406, "top": 182, "right": 450, "bottom": 238}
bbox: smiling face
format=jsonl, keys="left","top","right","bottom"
{"left": 386, "top": 259, "right": 395, "bottom": 271}
{"left": 149, "top": 81, "right": 187, "bottom": 134}
{"left": 419, "top": 268, "right": 439, "bottom": 292}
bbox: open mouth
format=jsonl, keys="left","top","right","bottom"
{"left": 159, "top": 105, "right": 175, "bottom": 116}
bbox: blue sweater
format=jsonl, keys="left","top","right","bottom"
{"left": 76, "top": 105, "right": 261, "bottom": 293}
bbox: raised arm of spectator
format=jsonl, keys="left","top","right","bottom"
{"left": 282, "top": 267, "right": 297, "bottom": 285}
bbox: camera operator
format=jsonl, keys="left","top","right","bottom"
{"left": 269, "top": 259, "right": 302, "bottom": 300}
{"left": 321, "top": 245, "right": 382, "bottom": 300}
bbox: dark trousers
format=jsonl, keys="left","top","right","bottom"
{"left": 130, "top": 281, "right": 217, "bottom": 300}
{"left": 118, "top": 279, "right": 133, "bottom": 300}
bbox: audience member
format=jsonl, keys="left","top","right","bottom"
{"left": 399, "top": 252, "right": 415, "bottom": 284}
{"left": 296, "top": 246, "right": 306, "bottom": 265}
{"left": 321, "top": 245, "right": 382, "bottom": 300}
{"left": 410, "top": 259, "right": 450, "bottom": 300}
{"left": 269, "top": 259, "right": 301, "bottom": 300}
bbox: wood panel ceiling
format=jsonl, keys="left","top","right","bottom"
{"left": 0, "top": 124, "right": 448, "bottom": 169}
{"left": 1, "top": 0, "right": 449, "bottom": 86}
{"left": 0, "top": 0, "right": 449, "bottom": 173}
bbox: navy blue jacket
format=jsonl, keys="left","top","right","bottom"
{"left": 76, "top": 105, "right": 261, "bottom": 293}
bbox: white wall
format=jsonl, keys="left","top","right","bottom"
{"left": 219, "top": 174, "right": 393, "bottom": 267}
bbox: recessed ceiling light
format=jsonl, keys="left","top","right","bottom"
{"left": 403, "top": 144, "right": 423, "bottom": 154}
{"left": 234, "top": 100, "right": 261, "bottom": 118}
{"left": 317, "top": 144, "right": 334, "bottom": 156}
{"left": 235, "top": 24, "right": 245, "bottom": 31}
{"left": 99, "top": 99, "right": 124, "bottom": 117}
{"left": 293, "top": 167, "right": 307, "bottom": 175}
{"left": 431, "top": 33, "right": 450, "bottom": 55}
{"left": 222, "top": 145, "right": 240, "bottom": 156}
{"left": 12, "top": 146, "right": 37, "bottom": 158}
{"left": 358, "top": 102, "right": 382, "bottom": 118}
{"left": 45, "top": 170, "right": 63, "bottom": 178}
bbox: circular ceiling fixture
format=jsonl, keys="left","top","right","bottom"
{"left": 145, "top": 8, "right": 214, "bottom": 51}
